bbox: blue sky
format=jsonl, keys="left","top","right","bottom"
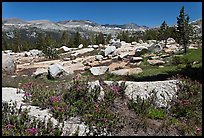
{"left": 2, "top": 2, "right": 202, "bottom": 27}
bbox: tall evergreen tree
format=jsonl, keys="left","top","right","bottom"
{"left": 36, "top": 33, "right": 46, "bottom": 50}
{"left": 176, "top": 6, "right": 192, "bottom": 54}
{"left": 73, "top": 31, "right": 81, "bottom": 48}
{"left": 13, "top": 30, "right": 22, "bottom": 52}
{"left": 159, "top": 21, "right": 169, "bottom": 47}
{"left": 106, "top": 33, "right": 112, "bottom": 44}
{"left": 2, "top": 37, "right": 8, "bottom": 51}
{"left": 60, "top": 31, "right": 69, "bottom": 46}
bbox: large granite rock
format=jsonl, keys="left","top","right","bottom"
{"left": 29, "top": 49, "right": 44, "bottom": 56}
{"left": 130, "top": 57, "right": 143, "bottom": 62}
{"left": 32, "top": 68, "right": 47, "bottom": 78}
{"left": 95, "top": 55, "right": 104, "bottom": 61}
{"left": 111, "top": 42, "right": 122, "bottom": 48}
{"left": 148, "top": 44, "right": 162, "bottom": 53}
{"left": 167, "top": 38, "right": 176, "bottom": 45}
{"left": 104, "top": 46, "right": 116, "bottom": 56}
{"left": 110, "top": 68, "right": 143, "bottom": 76}
{"left": 90, "top": 66, "right": 109, "bottom": 75}
{"left": 147, "top": 59, "right": 165, "bottom": 65}
{"left": 2, "top": 54, "right": 16, "bottom": 75}
{"left": 78, "top": 44, "right": 83, "bottom": 49}
{"left": 48, "top": 63, "right": 65, "bottom": 79}
{"left": 135, "top": 46, "right": 148, "bottom": 56}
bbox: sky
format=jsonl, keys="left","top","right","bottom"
{"left": 2, "top": 2, "right": 202, "bottom": 27}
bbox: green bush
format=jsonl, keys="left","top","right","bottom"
{"left": 147, "top": 108, "right": 166, "bottom": 120}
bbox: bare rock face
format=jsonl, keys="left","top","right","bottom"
{"left": 95, "top": 55, "right": 104, "bottom": 61}
{"left": 104, "top": 46, "right": 116, "bottom": 56}
{"left": 78, "top": 44, "right": 83, "bottom": 49}
{"left": 167, "top": 38, "right": 176, "bottom": 45}
{"left": 2, "top": 54, "right": 17, "bottom": 75}
{"left": 48, "top": 63, "right": 65, "bottom": 79}
{"left": 135, "top": 46, "right": 148, "bottom": 56}
{"left": 32, "top": 68, "right": 47, "bottom": 78}
{"left": 110, "top": 68, "right": 143, "bottom": 76}
{"left": 90, "top": 66, "right": 109, "bottom": 75}
{"left": 147, "top": 59, "right": 165, "bottom": 66}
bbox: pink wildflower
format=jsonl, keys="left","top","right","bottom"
{"left": 180, "top": 99, "right": 189, "bottom": 106}
{"left": 111, "top": 86, "right": 121, "bottom": 95}
{"left": 26, "top": 127, "right": 38, "bottom": 135}
{"left": 95, "top": 104, "right": 99, "bottom": 113}
{"left": 5, "top": 124, "right": 14, "bottom": 130}
{"left": 50, "top": 96, "right": 60, "bottom": 103}
{"left": 24, "top": 92, "right": 31, "bottom": 97}
{"left": 76, "top": 85, "right": 82, "bottom": 91}
{"left": 195, "top": 127, "right": 202, "bottom": 134}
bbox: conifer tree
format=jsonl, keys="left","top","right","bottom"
{"left": 73, "top": 31, "right": 81, "bottom": 47}
{"left": 60, "top": 31, "right": 69, "bottom": 46}
{"left": 159, "top": 21, "right": 169, "bottom": 47}
{"left": 176, "top": 6, "right": 193, "bottom": 54}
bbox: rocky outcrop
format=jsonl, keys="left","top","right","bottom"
{"left": 135, "top": 46, "right": 148, "bottom": 56}
{"left": 110, "top": 68, "right": 143, "bottom": 76}
{"left": 2, "top": 54, "right": 17, "bottom": 75}
{"left": 95, "top": 55, "right": 104, "bottom": 61}
{"left": 48, "top": 63, "right": 65, "bottom": 79}
{"left": 90, "top": 66, "right": 109, "bottom": 75}
{"left": 147, "top": 59, "right": 165, "bottom": 66}
{"left": 104, "top": 46, "right": 116, "bottom": 56}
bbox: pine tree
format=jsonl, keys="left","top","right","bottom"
{"left": 159, "top": 21, "right": 169, "bottom": 47}
{"left": 73, "top": 31, "right": 81, "bottom": 48}
{"left": 2, "top": 37, "right": 8, "bottom": 51}
{"left": 106, "top": 33, "right": 112, "bottom": 44}
{"left": 177, "top": 6, "right": 192, "bottom": 54}
{"left": 13, "top": 30, "right": 22, "bottom": 52}
{"left": 36, "top": 33, "right": 46, "bottom": 50}
{"left": 60, "top": 31, "right": 69, "bottom": 46}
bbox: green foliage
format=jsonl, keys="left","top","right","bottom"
{"left": 117, "top": 31, "right": 130, "bottom": 42}
{"left": 73, "top": 31, "right": 81, "bottom": 47}
{"left": 177, "top": 6, "right": 193, "bottom": 54}
{"left": 95, "top": 32, "right": 105, "bottom": 44}
{"left": 60, "top": 31, "right": 69, "bottom": 46}
{"left": 159, "top": 21, "right": 169, "bottom": 46}
{"left": 127, "top": 89, "right": 158, "bottom": 115}
{"left": 143, "top": 29, "right": 159, "bottom": 41}
{"left": 147, "top": 108, "right": 166, "bottom": 120}
{"left": 105, "top": 34, "right": 112, "bottom": 44}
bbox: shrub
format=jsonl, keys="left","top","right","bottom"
{"left": 147, "top": 107, "right": 166, "bottom": 120}
{"left": 2, "top": 102, "right": 63, "bottom": 136}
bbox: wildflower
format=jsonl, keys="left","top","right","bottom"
{"left": 26, "top": 127, "right": 38, "bottom": 135}
{"left": 95, "top": 104, "right": 99, "bottom": 113}
{"left": 111, "top": 86, "right": 121, "bottom": 96}
{"left": 24, "top": 92, "right": 31, "bottom": 97}
{"left": 5, "top": 124, "right": 14, "bottom": 130}
{"left": 50, "top": 96, "right": 60, "bottom": 103}
{"left": 45, "top": 86, "right": 49, "bottom": 88}
{"left": 57, "top": 106, "right": 62, "bottom": 111}
{"left": 76, "top": 85, "right": 82, "bottom": 91}
{"left": 180, "top": 99, "right": 189, "bottom": 106}
{"left": 195, "top": 127, "right": 202, "bottom": 134}
{"left": 73, "top": 74, "right": 81, "bottom": 81}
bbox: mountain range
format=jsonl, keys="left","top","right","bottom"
{"left": 2, "top": 18, "right": 202, "bottom": 41}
